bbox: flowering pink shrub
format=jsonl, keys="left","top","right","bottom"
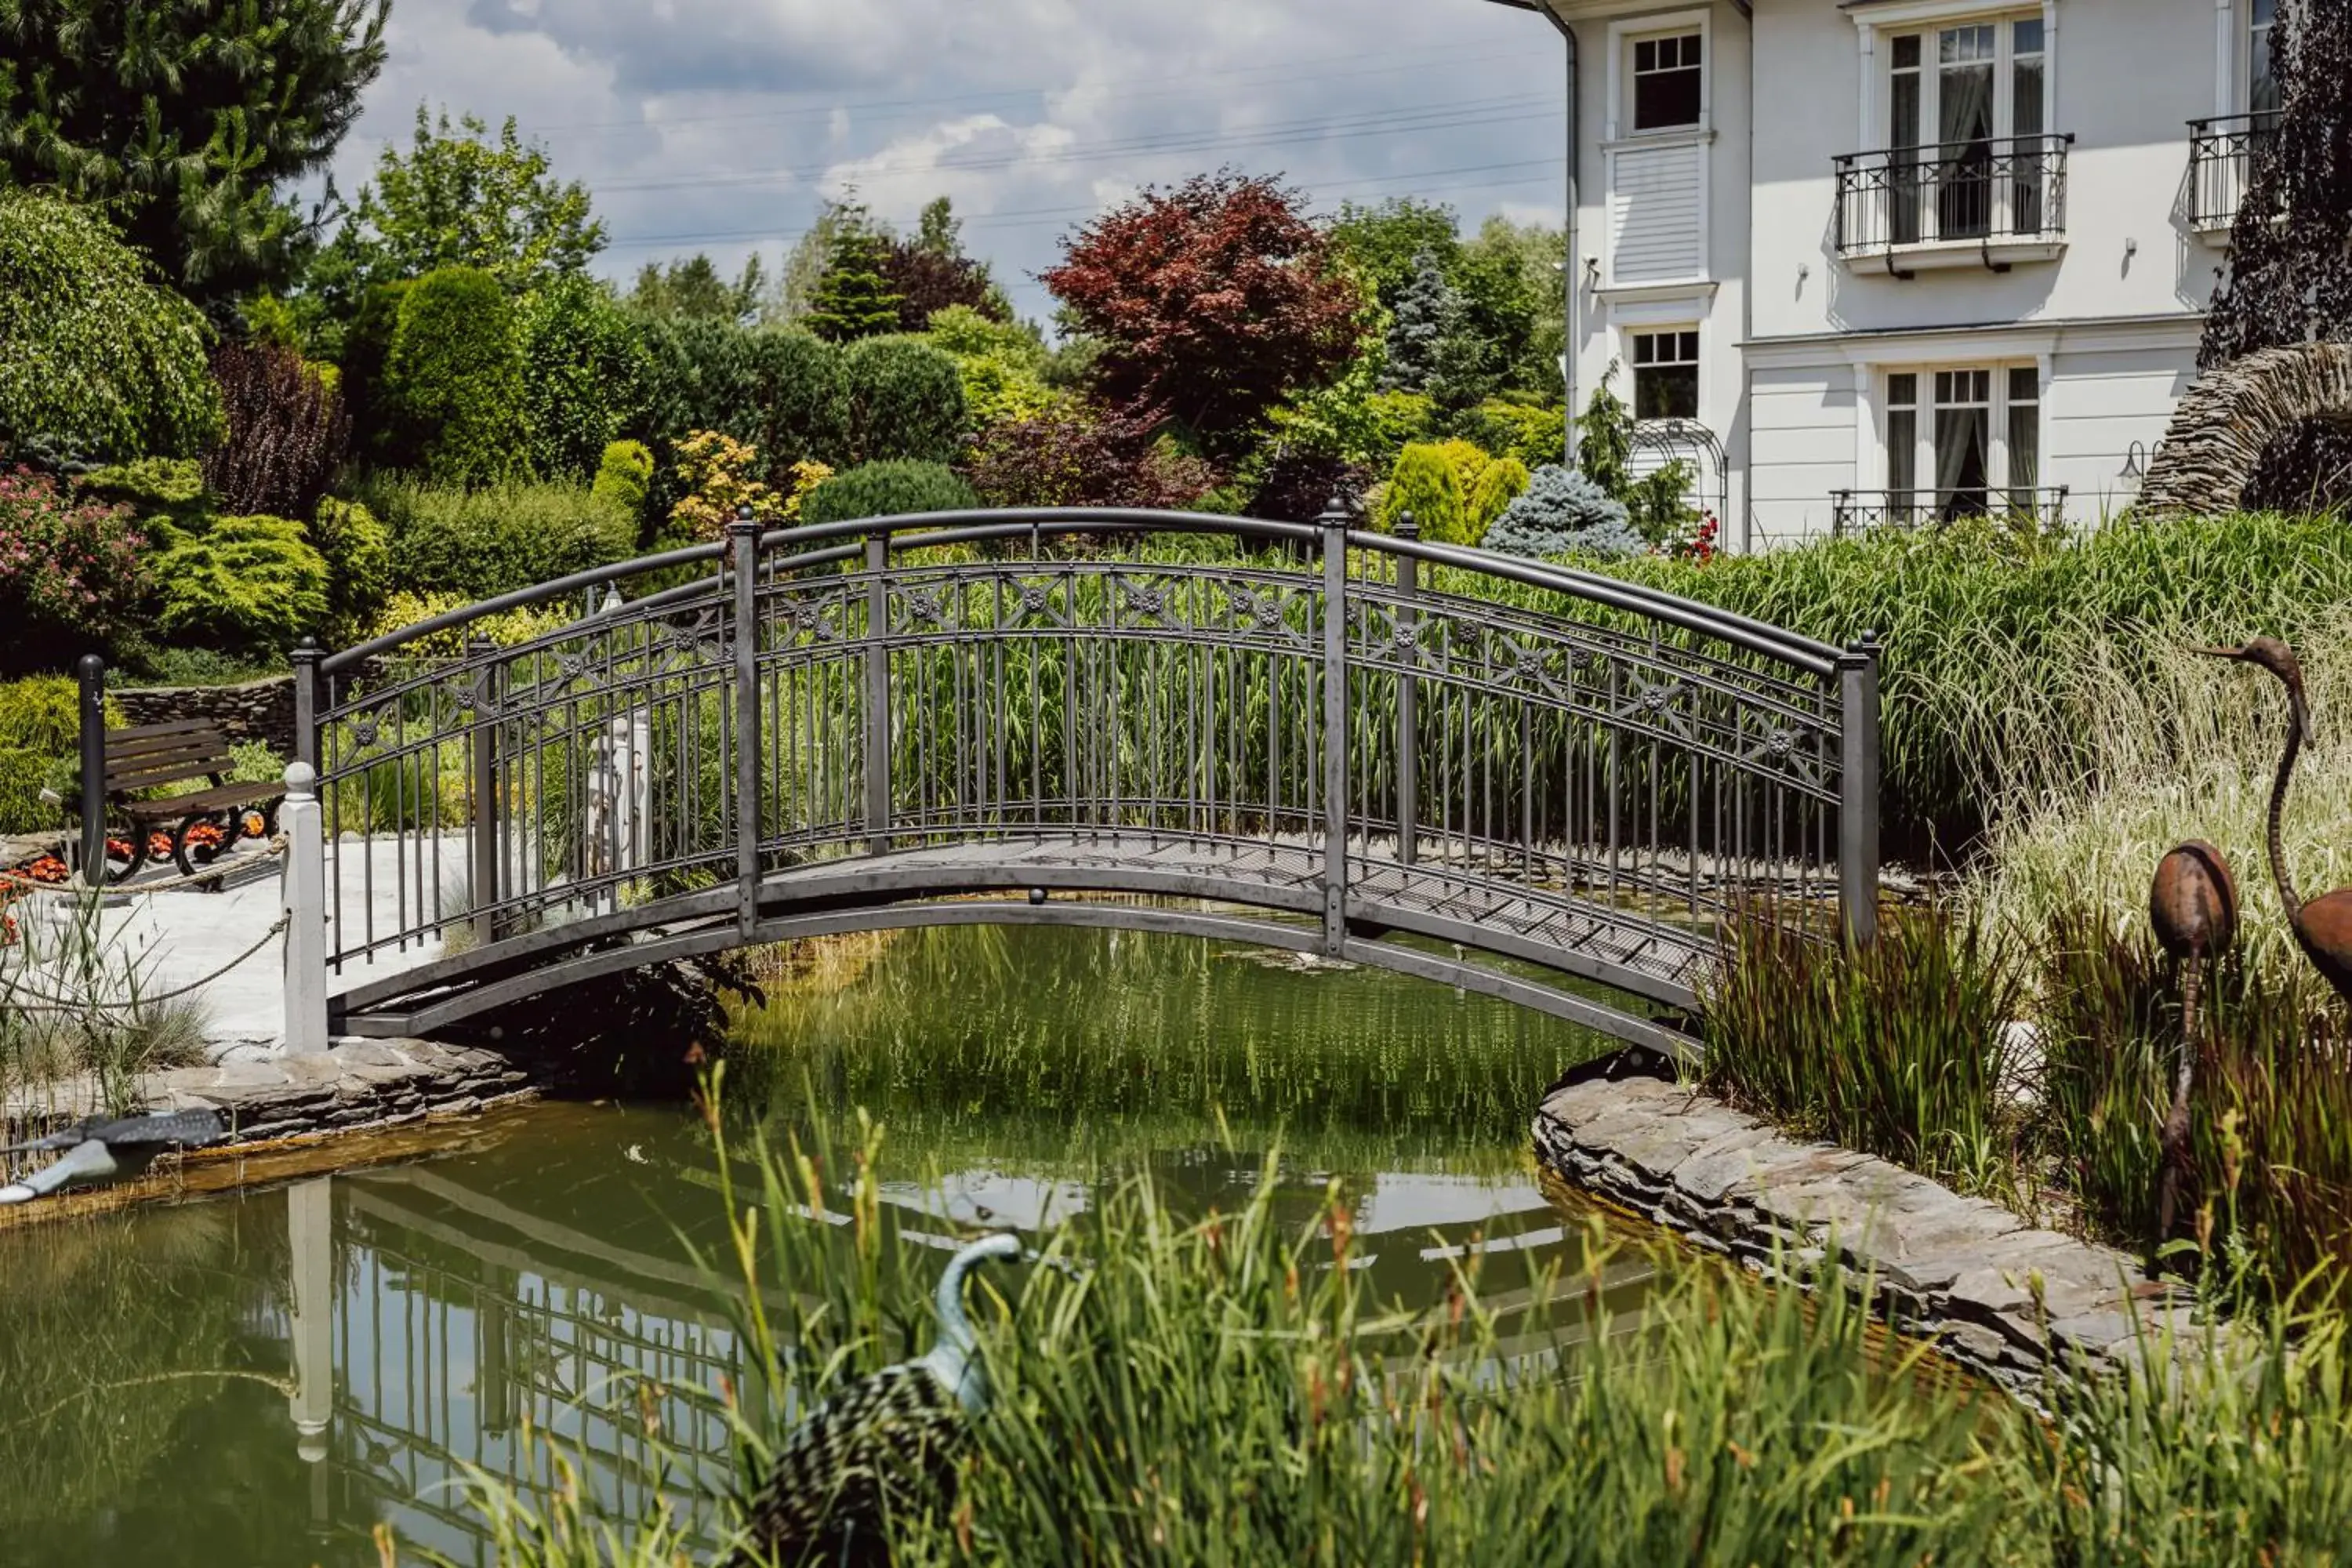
{"left": 0, "top": 466, "right": 149, "bottom": 666}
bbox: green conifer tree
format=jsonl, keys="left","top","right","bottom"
{"left": 805, "top": 229, "right": 907, "bottom": 343}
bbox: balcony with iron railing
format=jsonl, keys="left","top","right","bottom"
{"left": 1834, "top": 134, "right": 2073, "bottom": 277}
{"left": 2189, "top": 112, "right": 2277, "bottom": 236}
{"left": 1831, "top": 486, "right": 2070, "bottom": 537}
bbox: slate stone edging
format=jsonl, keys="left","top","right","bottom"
{"left": 143, "top": 1038, "right": 537, "bottom": 1147}
{"left": 1533, "top": 1074, "right": 2218, "bottom": 1398}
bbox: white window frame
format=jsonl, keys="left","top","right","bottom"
{"left": 1878, "top": 361, "right": 2045, "bottom": 503}
{"left": 1606, "top": 9, "right": 1713, "bottom": 143}
{"left": 1855, "top": 2, "right": 2058, "bottom": 154}
{"left": 2245, "top": 0, "right": 2278, "bottom": 116}
{"left": 1628, "top": 325, "right": 1701, "bottom": 423}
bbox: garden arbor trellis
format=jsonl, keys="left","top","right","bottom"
{"left": 287, "top": 507, "right": 1878, "bottom": 1060}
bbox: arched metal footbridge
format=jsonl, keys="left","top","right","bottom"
{"left": 291, "top": 508, "right": 1879, "bottom": 1060}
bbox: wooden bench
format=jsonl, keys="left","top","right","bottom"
{"left": 86, "top": 720, "right": 285, "bottom": 881}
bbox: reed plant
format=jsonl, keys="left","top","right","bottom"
{"left": 428, "top": 1093, "right": 2352, "bottom": 1566}
{"left": 1700, "top": 904, "right": 2030, "bottom": 1194}
{"left": 0, "top": 887, "right": 208, "bottom": 1116}
{"left": 2037, "top": 912, "right": 2352, "bottom": 1295}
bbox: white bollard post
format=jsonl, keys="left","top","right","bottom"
{"left": 281, "top": 762, "right": 329, "bottom": 1055}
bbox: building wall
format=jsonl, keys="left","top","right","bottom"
{"left": 1534, "top": 0, "right": 2247, "bottom": 544}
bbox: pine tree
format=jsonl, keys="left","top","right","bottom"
{"left": 0, "top": 0, "right": 390, "bottom": 307}
{"left": 805, "top": 228, "right": 906, "bottom": 343}
{"left": 2198, "top": 0, "right": 2352, "bottom": 510}
{"left": 1381, "top": 249, "right": 1494, "bottom": 413}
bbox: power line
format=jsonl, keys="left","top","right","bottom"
{"left": 350, "top": 35, "right": 1538, "bottom": 144}
{"left": 588, "top": 94, "right": 1562, "bottom": 198}
{"left": 595, "top": 156, "right": 1568, "bottom": 252}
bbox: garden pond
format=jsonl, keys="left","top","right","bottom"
{"left": 0, "top": 924, "right": 1664, "bottom": 1566}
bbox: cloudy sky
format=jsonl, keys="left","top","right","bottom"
{"left": 325, "top": 0, "right": 1570, "bottom": 321}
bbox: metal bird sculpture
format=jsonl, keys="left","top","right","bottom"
{"left": 2197, "top": 638, "right": 2352, "bottom": 1007}
{"left": 0, "top": 1108, "right": 226, "bottom": 1204}
{"left": 2148, "top": 841, "right": 2238, "bottom": 1256}
{"left": 727, "top": 1232, "right": 1022, "bottom": 1568}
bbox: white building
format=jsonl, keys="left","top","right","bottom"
{"left": 1481, "top": 0, "right": 2278, "bottom": 545}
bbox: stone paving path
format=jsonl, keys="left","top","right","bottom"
{"left": 9, "top": 838, "right": 447, "bottom": 1052}
{"left": 1534, "top": 1073, "right": 2220, "bottom": 1396}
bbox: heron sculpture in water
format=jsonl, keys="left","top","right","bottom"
{"left": 0, "top": 1108, "right": 226, "bottom": 1203}
{"left": 2148, "top": 841, "right": 2238, "bottom": 1254}
{"left": 727, "top": 1232, "right": 1022, "bottom": 1567}
{"left": 2196, "top": 637, "right": 2352, "bottom": 1007}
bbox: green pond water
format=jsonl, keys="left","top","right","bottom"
{"left": 0, "top": 925, "right": 1639, "bottom": 1567}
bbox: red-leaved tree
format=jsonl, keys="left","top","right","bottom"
{"left": 1041, "top": 172, "right": 1367, "bottom": 453}
{"left": 202, "top": 343, "right": 350, "bottom": 519}
{"left": 879, "top": 240, "right": 1004, "bottom": 332}
{"left": 965, "top": 400, "right": 1218, "bottom": 511}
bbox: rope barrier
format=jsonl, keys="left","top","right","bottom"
{"left": 0, "top": 840, "right": 298, "bottom": 1016}
{"left": 0, "top": 913, "right": 292, "bottom": 1015}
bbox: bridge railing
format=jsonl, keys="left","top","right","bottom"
{"left": 299, "top": 507, "right": 1875, "bottom": 1018}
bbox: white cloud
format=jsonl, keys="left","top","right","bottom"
{"left": 325, "top": 0, "right": 1571, "bottom": 319}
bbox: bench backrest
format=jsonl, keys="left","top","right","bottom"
{"left": 103, "top": 720, "right": 237, "bottom": 798}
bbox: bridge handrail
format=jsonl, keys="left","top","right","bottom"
{"left": 315, "top": 508, "right": 1843, "bottom": 680}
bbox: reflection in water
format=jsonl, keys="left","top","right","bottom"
{"left": 0, "top": 926, "right": 1633, "bottom": 1566}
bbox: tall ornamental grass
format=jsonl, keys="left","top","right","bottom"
{"left": 1595, "top": 512, "right": 2352, "bottom": 854}
{"left": 429, "top": 1094, "right": 2352, "bottom": 1566}
{"left": 1701, "top": 904, "right": 2030, "bottom": 1195}
{"left": 1967, "top": 608, "right": 2352, "bottom": 986}
{"left": 2038, "top": 913, "right": 2352, "bottom": 1293}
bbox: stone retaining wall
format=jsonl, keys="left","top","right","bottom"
{"left": 1534, "top": 1072, "right": 2215, "bottom": 1396}
{"left": 113, "top": 676, "right": 296, "bottom": 755}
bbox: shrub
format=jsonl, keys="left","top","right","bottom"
{"left": 0, "top": 189, "right": 220, "bottom": 464}
{"left": 0, "top": 467, "right": 149, "bottom": 670}
{"left": 0, "top": 674, "right": 114, "bottom": 753}
{"left": 200, "top": 342, "right": 350, "bottom": 518}
{"left": 927, "top": 305, "right": 1054, "bottom": 427}
{"left": 965, "top": 400, "right": 1218, "bottom": 511}
{"left": 798, "top": 461, "right": 977, "bottom": 528}
{"left": 517, "top": 274, "right": 649, "bottom": 479}
{"left": 309, "top": 498, "right": 391, "bottom": 630}
{"left": 838, "top": 335, "right": 966, "bottom": 466}
{"left": 74, "top": 458, "right": 211, "bottom": 529}
{"left": 380, "top": 267, "right": 528, "bottom": 485}
{"left": 364, "top": 590, "right": 574, "bottom": 659}
{"left": 1483, "top": 464, "right": 1644, "bottom": 559}
{"left": 1460, "top": 399, "right": 1566, "bottom": 469}
{"left": 149, "top": 514, "right": 329, "bottom": 652}
{"left": 0, "top": 746, "right": 53, "bottom": 835}
{"left": 1468, "top": 454, "right": 1532, "bottom": 532}
{"left": 634, "top": 320, "right": 844, "bottom": 476}
{"left": 589, "top": 439, "right": 655, "bottom": 533}
{"left": 1374, "top": 439, "right": 1519, "bottom": 544}
{"left": 1248, "top": 452, "right": 1376, "bottom": 523}
{"left": 667, "top": 431, "right": 783, "bottom": 539}
{"left": 339, "top": 278, "right": 412, "bottom": 454}
{"left": 368, "top": 478, "right": 636, "bottom": 600}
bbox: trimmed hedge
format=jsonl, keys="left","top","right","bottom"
{"left": 590, "top": 440, "right": 655, "bottom": 536}
{"left": 839, "top": 335, "right": 966, "bottom": 466}
{"left": 519, "top": 275, "right": 649, "bottom": 480}
{"left": 381, "top": 267, "right": 528, "bottom": 485}
{"left": 370, "top": 479, "right": 637, "bottom": 601}
{"left": 798, "top": 461, "right": 977, "bottom": 528}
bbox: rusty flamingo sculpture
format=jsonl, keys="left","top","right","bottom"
{"left": 2196, "top": 637, "right": 2352, "bottom": 1009}
{"left": 2148, "top": 841, "right": 2238, "bottom": 1258}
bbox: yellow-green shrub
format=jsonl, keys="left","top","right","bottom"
{"left": 150, "top": 514, "right": 328, "bottom": 652}
{"left": 1374, "top": 439, "right": 1523, "bottom": 545}
{"left": 365, "top": 590, "right": 573, "bottom": 659}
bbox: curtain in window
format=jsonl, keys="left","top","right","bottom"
{"left": 1935, "top": 405, "right": 1989, "bottom": 521}
{"left": 1937, "top": 31, "right": 1996, "bottom": 239}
